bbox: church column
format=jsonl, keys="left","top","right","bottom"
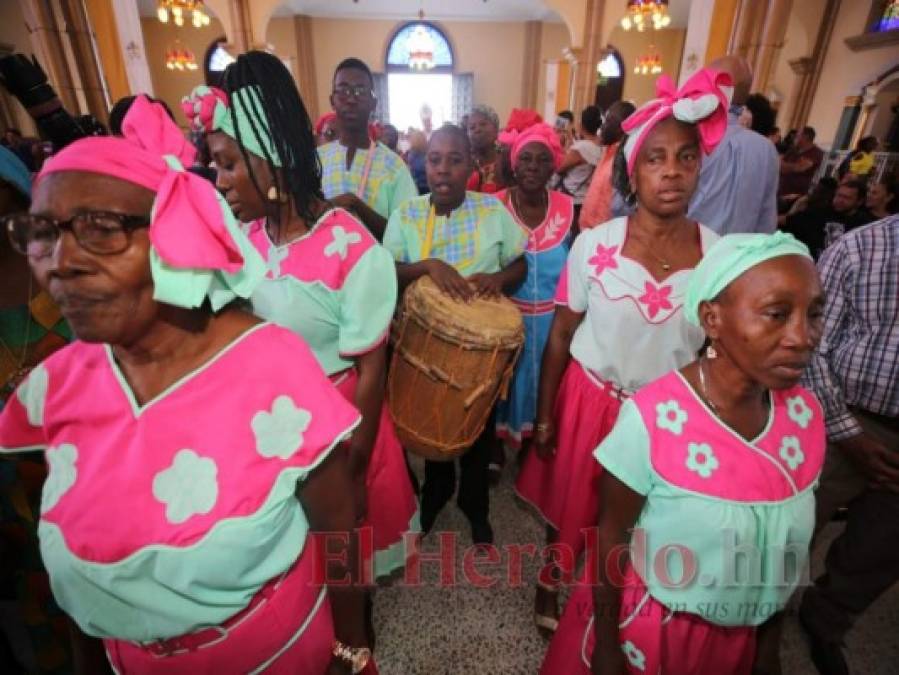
{"left": 521, "top": 21, "right": 543, "bottom": 111}
{"left": 572, "top": 0, "right": 606, "bottom": 114}
{"left": 57, "top": 0, "right": 110, "bottom": 122}
{"left": 752, "top": 0, "right": 793, "bottom": 93}
{"left": 785, "top": 56, "right": 812, "bottom": 130}
{"left": 292, "top": 15, "right": 319, "bottom": 119}
{"left": 787, "top": 0, "right": 839, "bottom": 129}
{"left": 729, "top": 0, "right": 767, "bottom": 67}
{"left": 17, "top": 0, "right": 80, "bottom": 114}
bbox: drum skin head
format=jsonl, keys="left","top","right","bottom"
{"left": 404, "top": 276, "right": 523, "bottom": 347}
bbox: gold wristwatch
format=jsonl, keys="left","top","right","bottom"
{"left": 332, "top": 640, "right": 371, "bottom": 673}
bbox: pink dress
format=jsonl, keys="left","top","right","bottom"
{"left": 516, "top": 218, "right": 717, "bottom": 559}
{"left": 248, "top": 209, "right": 419, "bottom": 578}
{"left": 0, "top": 323, "right": 359, "bottom": 673}
{"left": 543, "top": 371, "right": 825, "bottom": 674}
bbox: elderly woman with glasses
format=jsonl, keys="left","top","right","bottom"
{"left": 318, "top": 57, "right": 417, "bottom": 240}
{"left": 0, "top": 97, "right": 371, "bottom": 675}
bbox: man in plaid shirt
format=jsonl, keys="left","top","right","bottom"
{"left": 799, "top": 214, "right": 899, "bottom": 675}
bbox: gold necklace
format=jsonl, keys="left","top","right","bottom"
{"left": 628, "top": 220, "right": 673, "bottom": 271}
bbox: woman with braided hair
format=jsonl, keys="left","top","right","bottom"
{"left": 184, "top": 50, "right": 419, "bottom": 651}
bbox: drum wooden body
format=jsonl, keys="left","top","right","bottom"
{"left": 388, "top": 276, "right": 524, "bottom": 461}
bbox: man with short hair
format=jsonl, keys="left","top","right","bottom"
{"left": 782, "top": 179, "right": 874, "bottom": 258}
{"left": 688, "top": 55, "right": 780, "bottom": 234}
{"left": 318, "top": 57, "right": 417, "bottom": 240}
{"left": 779, "top": 126, "right": 824, "bottom": 207}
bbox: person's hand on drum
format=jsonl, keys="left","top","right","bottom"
{"left": 426, "top": 259, "right": 475, "bottom": 301}
{"left": 532, "top": 420, "right": 556, "bottom": 459}
{"left": 468, "top": 272, "right": 505, "bottom": 298}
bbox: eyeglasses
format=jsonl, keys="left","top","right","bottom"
{"left": 5, "top": 211, "right": 151, "bottom": 258}
{"left": 332, "top": 84, "right": 373, "bottom": 100}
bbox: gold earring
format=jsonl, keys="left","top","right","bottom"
{"left": 267, "top": 185, "right": 279, "bottom": 201}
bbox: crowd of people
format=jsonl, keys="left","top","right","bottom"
{"left": 0, "top": 48, "right": 896, "bottom": 675}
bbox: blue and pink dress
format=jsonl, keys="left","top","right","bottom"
{"left": 494, "top": 189, "right": 573, "bottom": 449}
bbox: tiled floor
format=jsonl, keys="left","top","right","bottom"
{"left": 373, "top": 456, "right": 899, "bottom": 674}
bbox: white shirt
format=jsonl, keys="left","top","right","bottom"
{"left": 556, "top": 217, "right": 718, "bottom": 392}
{"left": 559, "top": 140, "right": 603, "bottom": 204}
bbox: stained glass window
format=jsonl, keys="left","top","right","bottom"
{"left": 876, "top": 0, "right": 899, "bottom": 32}
{"left": 386, "top": 22, "right": 453, "bottom": 69}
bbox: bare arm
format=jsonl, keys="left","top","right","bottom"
{"left": 348, "top": 344, "right": 387, "bottom": 521}
{"left": 590, "top": 473, "right": 646, "bottom": 674}
{"left": 299, "top": 448, "right": 368, "bottom": 667}
{"left": 557, "top": 148, "right": 586, "bottom": 175}
{"left": 331, "top": 194, "right": 387, "bottom": 241}
{"left": 531, "top": 306, "right": 584, "bottom": 457}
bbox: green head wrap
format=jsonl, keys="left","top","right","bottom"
{"left": 684, "top": 232, "right": 812, "bottom": 326}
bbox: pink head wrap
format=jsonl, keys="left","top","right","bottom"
{"left": 37, "top": 95, "right": 264, "bottom": 310}
{"left": 499, "top": 122, "right": 564, "bottom": 170}
{"left": 621, "top": 67, "right": 733, "bottom": 176}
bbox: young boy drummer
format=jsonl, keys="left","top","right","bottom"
{"left": 383, "top": 124, "right": 527, "bottom": 544}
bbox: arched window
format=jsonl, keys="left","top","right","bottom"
{"left": 386, "top": 22, "right": 454, "bottom": 73}
{"left": 595, "top": 48, "right": 626, "bottom": 112}
{"left": 383, "top": 21, "right": 457, "bottom": 132}
{"left": 204, "top": 38, "right": 235, "bottom": 88}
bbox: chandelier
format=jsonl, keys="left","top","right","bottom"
{"left": 621, "top": 0, "right": 672, "bottom": 31}
{"left": 634, "top": 49, "right": 663, "bottom": 76}
{"left": 407, "top": 10, "right": 436, "bottom": 71}
{"left": 157, "top": 0, "right": 211, "bottom": 28}
{"left": 165, "top": 41, "right": 199, "bottom": 71}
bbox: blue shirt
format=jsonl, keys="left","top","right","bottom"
{"left": 688, "top": 107, "right": 779, "bottom": 235}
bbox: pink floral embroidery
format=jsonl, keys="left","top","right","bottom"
{"left": 638, "top": 281, "right": 673, "bottom": 319}
{"left": 588, "top": 244, "right": 619, "bottom": 276}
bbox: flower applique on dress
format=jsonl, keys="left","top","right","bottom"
{"left": 786, "top": 395, "right": 813, "bottom": 429}
{"left": 655, "top": 400, "right": 688, "bottom": 435}
{"left": 686, "top": 442, "right": 719, "bottom": 479}
{"left": 252, "top": 395, "right": 313, "bottom": 460}
{"left": 778, "top": 435, "right": 805, "bottom": 471}
{"left": 152, "top": 449, "right": 219, "bottom": 524}
{"left": 324, "top": 225, "right": 363, "bottom": 260}
{"left": 588, "top": 243, "right": 619, "bottom": 276}
{"left": 638, "top": 282, "right": 674, "bottom": 320}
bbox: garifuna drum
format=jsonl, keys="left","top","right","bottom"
{"left": 388, "top": 276, "right": 524, "bottom": 461}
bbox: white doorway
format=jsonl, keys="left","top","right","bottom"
{"left": 387, "top": 73, "right": 453, "bottom": 133}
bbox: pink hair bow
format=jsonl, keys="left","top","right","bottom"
{"left": 38, "top": 95, "right": 242, "bottom": 274}
{"left": 620, "top": 67, "right": 732, "bottom": 175}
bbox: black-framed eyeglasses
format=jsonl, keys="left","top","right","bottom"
{"left": 5, "top": 211, "right": 151, "bottom": 258}
{"left": 332, "top": 84, "right": 373, "bottom": 100}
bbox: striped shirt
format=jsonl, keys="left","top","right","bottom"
{"left": 803, "top": 215, "right": 899, "bottom": 440}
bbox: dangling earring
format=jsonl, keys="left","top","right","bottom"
{"left": 267, "top": 185, "right": 279, "bottom": 201}
{"left": 706, "top": 343, "right": 718, "bottom": 359}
